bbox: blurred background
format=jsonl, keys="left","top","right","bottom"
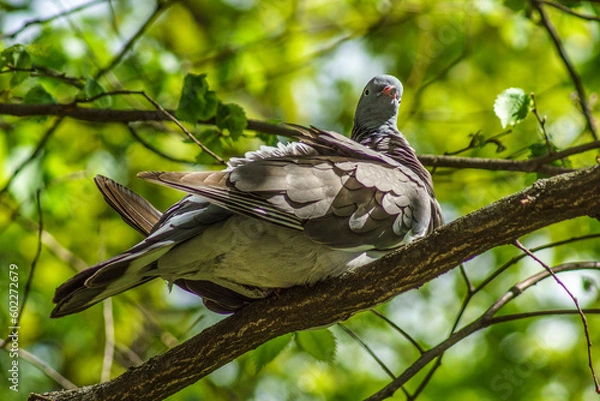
{"left": 1, "top": 0, "right": 600, "bottom": 400}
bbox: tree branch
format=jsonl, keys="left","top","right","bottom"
{"left": 1, "top": 102, "right": 593, "bottom": 175}
{"left": 539, "top": 0, "right": 600, "bottom": 22}
{"left": 532, "top": 0, "right": 598, "bottom": 140}
{"left": 365, "top": 261, "right": 600, "bottom": 401}
{"left": 28, "top": 165, "right": 600, "bottom": 401}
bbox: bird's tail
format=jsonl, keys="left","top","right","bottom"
{"left": 50, "top": 257, "right": 156, "bottom": 318}
{"left": 50, "top": 237, "right": 176, "bottom": 317}
{"left": 51, "top": 176, "right": 170, "bottom": 318}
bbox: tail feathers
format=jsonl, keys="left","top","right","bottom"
{"left": 94, "top": 175, "right": 162, "bottom": 236}
{"left": 51, "top": 271, "right": 155, "bottom": 318}
{"left": 51, "top": 244, "right": 173, "bottom": 318}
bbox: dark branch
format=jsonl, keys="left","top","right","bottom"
{"left": 28, "top": 165, "right": 600, "bottom": 401}
{"left": 0, "top": 0, "right": 105, "bottom": 40}
{"left": 366, "top": 261, "right": 600, "bottom": 401}
{"left": 540, "top": 0, "right": 600, "bottom": 22}
{"left": 0, "top": 102, "right": 592, "bottom": 175}
{"left": 94, "top": 1, "right": 175, "bottom": 80}
{"left": 532, "top": 0, "right": 598, "bottom": 140}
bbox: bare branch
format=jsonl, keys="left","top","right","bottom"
{"left": 370, "top": 310, "right": 424, "bottom": 354}
{"left": 94, "top": 1, "right": 176, "bottom": 80}
{"left": 513, "top": 241, "right": 600, "bottom": 393}
{"left": 126, "top": 124, "right": 195, "bottom": 165}
{"left": 0, "top": 0, "right": 106, "bottom": 40}
{"left": 0, "top": 117, "right": 63, "bottom": 196}
{"left": 28, "top": 165, "right": 600, "bottom": 401}
{"left": 0, "top": 66, "right": 85, "bottom": 89}
{"left": 2, "top": 103, "right": 595, "bottom": 174}
{"left": 365, "top": 261, "right": 600, "bottom": 401}
{"left": 338, "top": 324, "right": 397, "bottom": 380}
{"left": 532, "top": 0, "right": 598, "bottom": 140}
{"left": 540, "top": 0, "right": 600, "bottom": 22}
{"left": 101, "top": 299, "right": 115, "bottom": 383}
{"left": 135, "top": 91, "right": 226, "bottom": 164}
{"left": 0, "top": 340, "right": 77, "bottom": 389}
{"left": 1, "top": 191, "right": 43, "bottom": 346}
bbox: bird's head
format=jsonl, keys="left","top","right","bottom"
{"left": 353, "top": 75, "right": 403, "bottom": 133}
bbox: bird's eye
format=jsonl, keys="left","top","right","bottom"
{"left": 364, "top": 89, "right": 370, "bottom": 96}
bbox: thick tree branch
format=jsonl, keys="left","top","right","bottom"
{"left": 28, "top": 165, "right": 600, "bottom": 401}
{"left": 0, "top": 103, "right": 592, "bottom": 175}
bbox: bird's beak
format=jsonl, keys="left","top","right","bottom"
{"left": 380, "top": 85, "right": 398, "bottom": 99}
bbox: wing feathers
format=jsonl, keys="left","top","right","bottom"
{"left": 94, "top": 175, "right": 162, "bottom": 236}
{"left": 140, "top": 154, "right": 429, "bottom": 250}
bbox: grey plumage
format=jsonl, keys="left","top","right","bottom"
{"left": 51, "top": 75, "right": 443, "bottom": 318}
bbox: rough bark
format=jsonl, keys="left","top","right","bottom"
{"left": 27, "top": 164, "right": 600, "bottom": 401}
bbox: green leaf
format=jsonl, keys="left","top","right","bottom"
{"left": 295, "top": 328, "right": 337, "bottom": 362}
{"left": 252, "top": 333, "right": 293, "bottom": 373}
{"left": 84, "top": 77, "right": 112, "bottom": 108}
{"left": 1, "top": 44, "right": 32, "bottom": 87}
{"left": 493, "top": 88, "right": 531, "bottom": 128}
{"left": 216, "top": 102, "right": 247, "bottom": 139}
{"left": 176, "top": 73, "right": 218, "bottom": 123}
{"left": 503, "top": 0, "right": 526, "bottom": 12}
{"left": 23, "top": 84, "right": 57, "bottom": 104}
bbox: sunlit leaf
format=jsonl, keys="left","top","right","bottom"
{"left": 494, "top": 88, "right": 531, "bottom": 128}
{"left": 176, "top": 73, "right": 218, "bottom": 123}
{"left": 295, "top": 328, "right": 336, "bottom": 363}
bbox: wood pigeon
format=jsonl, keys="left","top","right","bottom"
{"left": 51, "top": 75, "right": 443, "bottom": 317}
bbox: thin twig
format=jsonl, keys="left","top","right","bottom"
{"left": 102, "top": 298, "right": 115, "bottom": 383}
{"left": 337, "top": 323, "right": 397, "bottom": 381}
{"left": 540, "top": 0, "right": 600, "bottom": 22}
{"left": 513, "top": 240, "right": 600, "bottom": 393}
{"left": 370, "top": 310, "right": 424, "bottom": 353}
{"left": 94, "top": 0, "right": 175, "bottom": 80}
{"left": 1, "top": 191, "right": 44, "bottom": 348}
{"left": 408, "top": 263, "right": 474, "bottom": 400}
{"left": 137, "top": 92, "right": 226, "bottom": 164}
{"left": 126, "top": 124, "right": 196, "bottom": 165}
{"left": 0, "top": 66, "right": 84, "bottom": 89}
{"left": 0, "top": 0, "right": 105, "bottom": 39}
{"left": 0, "top": 340, "right": 77, "bottom": 389}
{"left": 0, "top": 196, "right": 89, "bottom": 271}
{"left": 364, "top": 262, "right": 600, "bottom": 401}
{"left": 0, "top": 117, "right": 63, "bottom": 196}
{"left": 532, "top": 0, "right": 598, "bottom": 140}
{"left": 74, "top": 90, "right": 226, "bottom": 164}
{"left": 530, "top": 92, "right": 555, "bottom": 156}
{"left": 474, "top": 233, "right": 600, "bottom": 294}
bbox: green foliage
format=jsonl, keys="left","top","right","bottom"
{"left": 22, "top": 84, "right": 57, "bottom": 104}
{"left": 1, "top": 1, "right": 600, "bottom": 400}
{"left": 493, "top": 88, "right": 531, "bottom": 128}
{"left": 176, "top": 73, "right": 219, "bottom": 123}
{"left": 216, "top": 102, "right": 247, "bottom": 139}
{"left": 1, "top": 44, "right": 31, "bottom": 87}
{"left": 252, "top": 333, "right": 294, "bottom": 373}
{"left": 83, "top": 78, "right": 112, "bottom": 108}
{"left": 295, "top": 328, "right": 337, "bottom": 363}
